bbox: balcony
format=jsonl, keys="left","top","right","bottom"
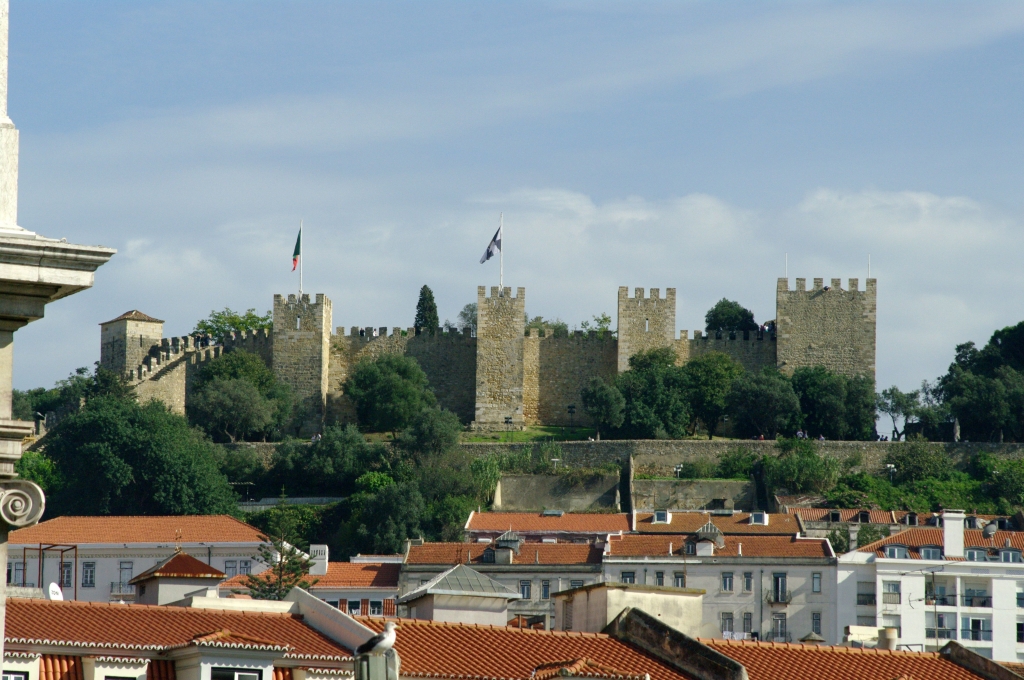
{"left": 1018, "top": 593, "right": 1024, "bottom": 608}
{"left": 882, "top": 592, "right": 901, "bottom": 605}
{"left": 109, "top": 582, "right": 136, "bottom": 602}
{"left": 925, "top": 595, "right": 956, "bottom": 606}
{"left": 962, "top": 595, "right": 992, "bottom": 608}
{"left": 766, "top": 590, "right": 792, "bottom": 605}
{"left": 925, "top": 628, "right": 957, "bottom": 640}
{"left": 856, "top": 594, "right": 876, "bottom": 606}
{"left": 961, "top": 629, "right": 993, "bottom": 642}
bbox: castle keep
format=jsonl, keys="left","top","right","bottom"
{"left": 103, "top": 277, "right": 876, "bottom": 431}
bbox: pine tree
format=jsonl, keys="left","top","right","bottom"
{"left": 414, "top": 285, "right": 439, "bottom": 335}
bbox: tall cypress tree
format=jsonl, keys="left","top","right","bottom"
{"left": 414, "top": 285, "right": 439, "bottom": 334}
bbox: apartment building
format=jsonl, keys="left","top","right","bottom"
{"left": 7, "top": 515, "right": 266, "bottom": 602}
{"left": 838, "top": 509, "right": 1024, "bottom": 662}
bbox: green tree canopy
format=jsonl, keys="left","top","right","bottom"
{"left": 194, "top": 308, "right": 272, "bottom": 344}
{"left": 415, "top": 285, "right": 440, "bottom": 334}
{"left": 727, "top": 368, "right": 800, "bottom": 439}
{"left": 188, "top": 350, "right": 294, "bottom": 441}
{"left": 43, "top": 394, "right": 236, "bottom": 516}
{"left": 762, "top": 438, "right": 842, "bottom": 494}
{"left": 614, "top": 348, "right": 689, "bottom": 439}
{"left": 705, "top": 298, "right": 758, "bottom": 333}
{"left": 791, "top": 366, "right": 877, "bottom": 440}
{"left": 681, "top": 352, "right": 743, "bottom": 439}
{"left": 883, "top": 439, "right": 954, "bottom": 484}
{"left": 525, "top": 315, "right": 569, "bottom": 337}
{"left": 580, "top": 377, "right": 625, "bottom": 439}
{"left": 877, "top": 386, "right": 920, "bottom": 441}
{"left": 399, "top": 408, "right": 463, "bottom": 459}
{"left": 344, "top": 354, "right": 437, "bottom": 436}
{"left": 268, "top": 425, "right": 389, "bottom": 498}
{"left": 457, "top": 303, "right": 477, "bottom": 334}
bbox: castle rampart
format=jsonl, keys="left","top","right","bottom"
{"left": 616, "top": 287, "right": 675, "bottom": 373}
{"left": 677, "top": 328, "right": 777, "bottom": 374}
{"left": 473, "top": 286, "right": 526, "bottom": 429}
{"left": 273, "top": 293, "right": 332, "bottom": 430}
{"left": 523, "top": 329, "right": 617, "bottom": 426}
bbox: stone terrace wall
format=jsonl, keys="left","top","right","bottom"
{"left": 677, "top": 329, "right": 777, "bottom": 373}
{"left": 523, "top": 329, "right": 617, "bottom": 427}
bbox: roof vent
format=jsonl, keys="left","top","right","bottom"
{"left": 541, "top": 509, "right": 564, "bottom": 517}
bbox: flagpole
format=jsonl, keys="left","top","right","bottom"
{"left": 299, "top": 219, "right": 303, "bottom": 296}
{"left": 499, "top": 212, "right": 503, "bottom": 289}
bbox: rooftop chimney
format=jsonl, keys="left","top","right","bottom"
{"left": 943, "top": 510, "right": 965, "bottom": 558}
{"left": 309, "top": 544, "right": 329, "bottom": 576}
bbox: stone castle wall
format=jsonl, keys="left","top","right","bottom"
{"left": 676, "top": 329, "right": 778, "bottom": 373}
{"left": 776, "top": 277, "right": 876, "bottom": 378}
{"left": 523, "top": 329, "right": 617, "bottom": 426}
{"left": 474, "top": 286, "right": 526, "bottom": 428}
{"left": 616, "top": 287, "right": 676, "bottom": 372}
{"left": 101, "top": 318, "right": 164, "bottom": 375}
{"left": 273, "top": 293, "right": 331, "bottom": 429}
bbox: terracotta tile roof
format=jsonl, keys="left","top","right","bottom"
{"left": 608, "top": 535, "right": 832, "bottom": 558}
{"left": 634, "top": 512, "right": 799, "bottom": 535}
{"left": 40, "top": 655, "right": 83, "bottom": 680}
{"left": 5, "top": 598, "right": 350, "bottom": 660}
{"left": 175, "top": 629, "right": 289, "bottom": 652}
{"left": 467, "top": 512, "right": 630, "bottom": 534}
{"left": 406, "top": 542, "right": 603, "bottom": 566}
{"left": 532, "top": 659, "right": 645, "bottom": 680}
{"left": 221, "top": 563, "right": 400, "bottom": 591}
{"left": 9, "top": 515, "right": 264, "bottom": 545}
{"left": 359, "top": 617, "right": 697, "bottom": 680}
{"left": 795, "top": 509, "right": 896, "bottom": 524}
{"left": 701, "top": 639, "right": 989, "bottom": 680}
{"left": 100, "top": 310, "right": 164, "bottom": 325}
{"left": 129, "top": 551, "right": 225, "bottom": 584}
{"left": 858, "top": 528, "right": 1024, "bottom": 558}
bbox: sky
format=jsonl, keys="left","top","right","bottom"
{"left": 9, "top": 1, "right": 1024, "bottom": 392}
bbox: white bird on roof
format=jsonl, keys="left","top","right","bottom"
{"left": 356, "top": 621, "right": 398, "bottom": 656}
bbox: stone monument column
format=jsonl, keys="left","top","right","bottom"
{"left": 0, "top": 0, "right": 115, "bottom": 666}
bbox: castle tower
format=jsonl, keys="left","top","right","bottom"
{"left": 473, "top": 286, "right": 526, "bottom": 430}
{"left": 99, "top": 310, "right": 165, "bottom": 375}
{"left": 775, "top": 277, "right": 877, "bottom": 380}
{"left": 273, "top": 293, "right": 332, "bottom": 433}
{"left": 616, "top": 287, "right": 676, "bottom": 372}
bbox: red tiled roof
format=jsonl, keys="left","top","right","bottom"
{"left": 608, "top": 535, "right": 832, "bottom": 558}
{"left": 178, "top": 629, "right": 289, "bottom": 652}
{"left": 359, "top": 617, "right": 696, "bottom": 680}
{"left": 130, "top": 551, "right": 225, "bottom": 584}
{"left": 5, "top": 598, "right": 350, "bottom": 660}
{"left": 467, "top": 512, "right": 630, "bottom": 534}
{"left": 858, "top": 528, "right": 1024, "bottom": 558}
{"left": 100, "top": 310, "right": 164, "bottom": 325}
{"left": 702, "top": 639, "right": 989, "bottom": 680}
{"left": 532, "top": 659, "right": 645, "bottom": 680}
{"left": 221, "top": 563, "right": 400, "bottom": 590}
{"left": 795, "top": 509, "right": 896, "bottom": 524}
{"left": 41, "top": 655, "right": 83, "bottom": 680}
{"left": 406, "top": 542, "right": 603, "bottom": 565}
{"left": 10, "top": 515, "right": 264, "bottom": 545}
{"left": 633, "top": 512, "right": 799, "bottom": 535}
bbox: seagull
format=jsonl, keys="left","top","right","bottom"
{"left": 356, "top": 621, "right": 398, "bottom": 656}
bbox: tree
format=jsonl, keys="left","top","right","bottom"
{"left": 827, "top": 527, "right": 850, "bottom": 554}
{"left": 717, "top": 447, "right": 759, "bottom": 479}
{"left": 844, "top": 375, "right": 879, "bottom": 441}
{"left": 43, "top": 394, "right": 236, "bottom": 516}
{"left": 791, "top": 366, "right": 848, "bottom": 439}
{"left": 344, "top": 354, "right": 436, "bottom": 436}
{"left": 580, "top": 313, "right": 615, "bottom": 337}
{"left": 457, "top": 303, "right": 478, "bottom": 335}
{"left": 884, "top": 439, "right": 953, "bottom": 484}
{"left": 856, "top": 524, "right": 890, "bottom": 548}
{"left": 352, "top": 482, "right": 425, "bottom": 554}
{"left": 194, "top": 308, "right": 272, "bottom": 344}
{"left": 942, "top": 366, "right": 1009, "bottom": 441}
{"left": 762, "top": 438, "right": 841, "bottom": 494}
{"left": 525, "top": 315, "right": 568, "bottom": 337}
{"left": 727, "top": 368, "right": 800, "bottom": 439}
{"left": 877, "top": 386, "right": 920, "bottom": 441}
{"left": 705, "top": 299, "right": 758, "bottom": 333}
{"left": 243, "top": 533, "right": 318, "bottom": 600}
{"left": 400, "top": 408, "right": 463, "bottom": 458}
{"left": 681, "top": 352, "right": 743, "bottom": 439}
{"left": 614, "top": 348, "right": 689, "bottom": 439}
{"left": 580, "top": 377, "right": 625, "bottom": 439}
{"left": 269, "top": 425, "right": 388, "bottom": 497}
{"left": 189, "top": 379, "right": 275, "bottom": 442}
{"left": 415, "top": 285, "right": 439, "bottom": 334}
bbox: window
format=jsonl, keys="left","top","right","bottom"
{"left": 921, "top": 547, "right": 942, "bottom": 560}
{"left": 884, "top": 545, "right": 908, "bottom": 559}
{"left": 772, "top": 573, "right": 787, "bottom": 602}
{"left": 962, "top": 616, "right": 993, "bottom": 641}
{"left": 7, "top": 561, "right": 23, "bottom": 586}
{"left": 59, "top": 561, "right": 72, "bottom": 589}
{"left": 1018, "top": 622, "right": 1023, "bottom": 644}
{"left": 654, "top": 510, "right": 669, "bottom": 524}
{"left": 570, "top": 580, "right": 584, "bottom": 589}
{"left": 1002, "top": 550, "right": 1023, "bottom": 563}
{"left": 743, "top": 572, "right": 753, "bottom": 592}
{"left": 482, "top": 549, "right": 495, "bottom": 563}
{"left": 370, "top": 600, "right": 383, "bottom": 616}
{"left": 721, "top": 612, "right": 734, "bottom": 633}
{"left": 224, "top": 560, "right": 238, "bottom": 578}
{"left": 882, "top": 615, "right": 902, "bottom": 638}
{"left": 685, "top": 542, "right": 696, "bottom": 555}
{"left": 520, "top": 580, "right": 532, "bottom": 599}
{"left": 858, "top": 511, "right": 870, "bottom": 523}
{"left": 812, "top": 572, "right": 821, "bottom": 593}
{"left": 3, "top": 672, "right": 28, "bottom": 680}
{"left": 119, "top": 561, "right": 133, "bottom": 585}
{"left": 212, "top": 669, "right": 261, "bottom": 680}
{"left": 326, "top": 600, "right": 339, "bottom": 609}
{"left": 750, "top": 512, "right": 768, "bottom": 526}
{"left": 742, "top": 612, "right": 752, "bottom": 633}
{"left": 655, "top": 571, "right": 664, "bottom": 587}
{"left": 771, "top": 613, "right": 787, "bottom": 642}
{"left": 239, "top": 559, "right": 251, "bottom": 575}
{"left": 674, "top": 573, "right": 686, "bottom": 588}
{"left": 966, "top": 549, "right": 987, "bottom": 562}
{"left": 722, "top": 572, "right": 734, "bottom": 592}
{"left": 812, "top": 612, "right": 821, "bottom": 635}
{"left": 542, "top": 580, "right": 550, "bottom": 600}
{"left": 857, "top": 616, "right": 876, "bottom": 627}
{"left": 348, "top": 600, "right": 361, "bottom": 615}
{"left": 420, "top": 579, "right": 429, "bottom": 586}
{"left": 905, "top": 512, "right": 918, "bottom": 526}
{"left": 829, "top": 511, "right": 840, "bottom": 523}
{"left": 621, "top": 572, "right": 635, "bottom": 584}
{"left": 81, "top": 562, "right": 95, "bottom": 588}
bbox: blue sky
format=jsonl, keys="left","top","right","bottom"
{"left": 10, "top": 1, "right": 1024, "bottom": 392}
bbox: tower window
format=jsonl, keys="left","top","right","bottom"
{"left": 295, "top": 316, "right": 301, "bottom": 330}
{"left": 645, "top": 319, "right": 649, "bottom": 332}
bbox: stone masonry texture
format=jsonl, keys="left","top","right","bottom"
{"left": 473, "top": 286, "right": 526, "bottom": 429}
{"left": 616, "top": 287, "right": 676, "bottom": 373}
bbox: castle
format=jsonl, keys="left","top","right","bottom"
{"left": 100, "top": 277, "right": 876, "bottom": 431}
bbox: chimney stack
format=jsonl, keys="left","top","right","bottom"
{"left": 943, "top": 510, "right": 965, "bottom": 558}
{"left": 309, "top": 544, "right": 329, "bottom": 575}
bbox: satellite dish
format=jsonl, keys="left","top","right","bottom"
{"left": 47, "top": 582, "right": 63, "bottom": 601}
{"left": 983, "top": 523, "right": 998, "bottom": 538}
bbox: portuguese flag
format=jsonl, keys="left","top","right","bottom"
{"left": 292, "top": 226, "right": 301, "bottom": 271}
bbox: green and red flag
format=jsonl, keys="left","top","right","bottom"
{"left": 292, "top": 227, "right": 301, "bottom": 271}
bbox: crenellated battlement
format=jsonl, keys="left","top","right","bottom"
{"left": 777, "top": 277, "right": 875, "bottom": 293}
{"left": 526, "top": 327, "right": 616, "bottom": 341}
{"left": 616, "top": 285, "right": 677, "bottom": 373}
{"left": 687, "top": 329, "right": 775, "bottom": 342}
{"left": 338, "top": 325, "right": 475, "bottom": 340}
{"left": 122, "top": 335, "right": 222, "bottom": 384}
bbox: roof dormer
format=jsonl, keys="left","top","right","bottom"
{"left": 749, "top": 512, "right": 768, "bottom": 526}
{"left": 653, "top": 510, "right": 671, "bottom": 524}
